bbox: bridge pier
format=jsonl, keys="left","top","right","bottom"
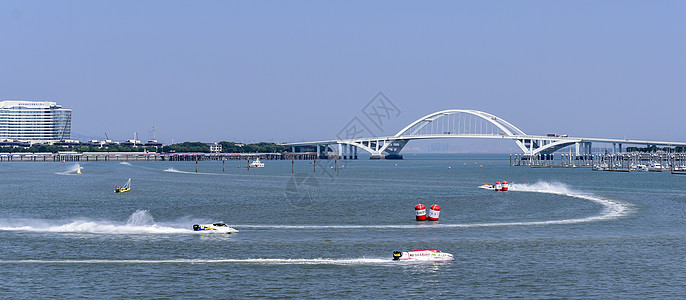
{"left": 321, "top": 144, "right": 330, "bottom": 159}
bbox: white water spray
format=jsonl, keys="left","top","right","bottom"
{"left": 0, "top": 210, "right": 189, "bottom": 235}
{"left": 127, "top": 210, "right": 154, "bottom": 226}
{"left": 0, "top": 258, "right": 400, "bottom": 265}
{"left": 55, "top": 163, "right": 82, "bottom": 175}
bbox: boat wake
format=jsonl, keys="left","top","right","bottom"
{"left": 506, "top": 181, "right": 629, "bottom": 224}
{"left": 164, "top": 168, "right": 221, "bottom": 176}
{"left": 1, "top": 183, "right": 630, "bottom": 233}
{"left": 0, "top": 210, "right": 194, "bottom": 235}
{"left": 0, "top": 258, "right": 402, "bottom": 265}
{"left": 238, "top": 181, "right": 630, "bottom": 229}
{"left": 119, "top": 162, "right": 132, "bottom": 166}
{"left": 54, "top": 163, "right": 82, "bottom": 175}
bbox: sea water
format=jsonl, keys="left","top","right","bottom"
{"left": 1, "top": 154, "right": 685, "bottom": 298}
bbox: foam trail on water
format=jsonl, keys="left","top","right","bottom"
{"left": 55, "top": 163, "right": 82, "bottom": 175}
{"left": 0, "top": 258, "right": 401, "bottom": 265}
{"left": 237, "top": 182, "right": 629, "bottom": 229}
{"left": 120, "top": 162, "right": 132, "bottom": 166}
{"left": 0, "top": 210, "right": 192, "bottom": 235}
{"left": 164, "top": 168, "right": 220, "bottom": 176}
{"left": 505, "top": 181, "right": 627, "bottom": 224}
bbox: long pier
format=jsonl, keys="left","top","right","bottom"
{"left": 0, "top": 152, "right": 317, "bottom": 162}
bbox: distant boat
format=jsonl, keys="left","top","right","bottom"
{"left": 249, "top": 158, "right": 265, "bottom": 168}
{"left": 671, "top": 165, "right": 686, "bottom": 175}
{"left": 632, "top": 164, "right": 649, "bottom": 172}
{"left": 648, "top": 163, "right": 664, "bottom": 172}
{"left": 592, "top": 163, "right": 609, "bottom": 171}
{"left": 114, "top": 178, "right": 131, "bottom": 193}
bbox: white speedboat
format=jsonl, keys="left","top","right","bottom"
{"left": 633, "top": 164, "right": 649, "bottom": 172}
{"left": 192, "top": 223, "right": 238, "bottom": 234}
{"left": 249, "top": 158, "right": 265, "bottom": 168}
{"left": 392, "top": 249, "right": 454, "bottom": 261}
{"left": 648, "top": 163, "right": 664, "bottom": 172}
{"left": 593, "top": 163, "right": 609, "bottom": 171}
{"left": 478, "top": 184, "right": 495, "bottom": 190}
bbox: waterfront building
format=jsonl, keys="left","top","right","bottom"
{"left": 0, "top": 100, "right": 72, "bottom": 143}
{"left": 121, "top": 139, "right": 142, "bottom": 147}
{"left": 210, "top": 142, "right": 222, "bottom": 153}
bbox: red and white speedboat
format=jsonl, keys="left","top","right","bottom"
{"left": 392, "top": 249, "right": 454, "bottom": 261}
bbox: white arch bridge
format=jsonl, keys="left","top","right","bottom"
{"left": 283, "top": 109, "right": 686, "bottom": 159}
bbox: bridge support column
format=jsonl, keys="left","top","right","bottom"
{"left": 317, "top": 144, "right": 329, "bottom": 159}
{"left": 354, "top": 146, "right": 358, "bottom": 159}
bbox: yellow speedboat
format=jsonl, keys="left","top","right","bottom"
{"left": 114, "top": 178, "right": 131, "bottom": 193}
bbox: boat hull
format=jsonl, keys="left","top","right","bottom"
{"left": 393, "top": 249, "right": 454, "bottom": 261}
{"left": 478, "top": 184, "right": 495, "bottom": 190}
{"left": 192, "top": 223, "right": 239, "bottom": 234}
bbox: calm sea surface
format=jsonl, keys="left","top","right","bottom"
{"left": 1, "top": 154, "right": 685, "bottom": 298}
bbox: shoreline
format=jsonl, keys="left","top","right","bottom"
{"left": 0, "top": 152, "right": 318, "bottom": 162}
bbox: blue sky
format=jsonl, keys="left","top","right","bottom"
{"left": 2, "top": 1, "right": 685, "bottom": 149}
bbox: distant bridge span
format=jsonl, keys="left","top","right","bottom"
{"left": 283, "top": 109, "right": 686, "bottom": 159}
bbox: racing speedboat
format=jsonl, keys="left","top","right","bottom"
{"left": 192, "top": 223, "right": 238, "bottom": 234}
{"left": 392, "top": 249, "right": 454, "bottom": 261}
{"left": 478, "top": 184, "right": 495, "bottom": 190}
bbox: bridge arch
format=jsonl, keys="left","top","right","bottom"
{"left": 386, "top": 109, "right": 532, "bottom": 154}
{"left": 394, "top": 109, "right": 527, "bottom": 138}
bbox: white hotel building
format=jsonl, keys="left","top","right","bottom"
{"left": 0, "top": 100, "right": 72, "bottom": 143}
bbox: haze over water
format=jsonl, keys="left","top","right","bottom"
{"left": 1, "top": 154, "right": 685, "bottom": 298}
